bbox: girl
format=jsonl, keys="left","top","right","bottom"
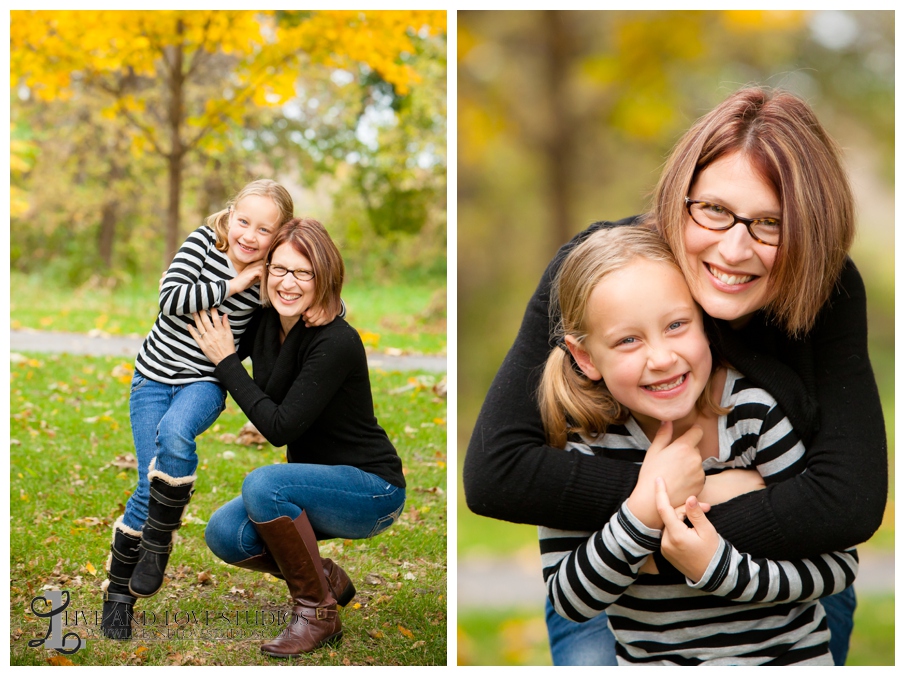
{"left": 101, "top": 179, "right": 297, "bottom": 639}
{"left": 537, "top": 227, "right": 857, "bottom": 665}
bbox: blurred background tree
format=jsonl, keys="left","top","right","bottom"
{"left": 10, "top": 9, "right": 446, "bottom": 285}
{"left": 458, "top": 10, "right": 893, "bottom": 666}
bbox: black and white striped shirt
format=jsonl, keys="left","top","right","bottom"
{"left": 539, "top": 368, "right": 858, "bottom": 665}
{"left": 135, "top": 226, "right": 261, "bottom": 385}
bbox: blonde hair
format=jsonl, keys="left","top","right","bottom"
{"left": 205, "top": 179, "right": 295, "bottom": 252}
{"left": 539, "top": 227, "right": 725, "bottom": 448}
{"left": 261, "top": 217, "right": 345, "bottom": 318}
{"left": 649, "top": 87, "right": 854, "bottom": 337}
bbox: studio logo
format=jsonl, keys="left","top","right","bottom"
{"left": 29, "top": 590, "right": 83, "bottom": 654}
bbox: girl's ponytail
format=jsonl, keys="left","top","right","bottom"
{"left": 539, "top": 344, "right": 627, "bottom": 448}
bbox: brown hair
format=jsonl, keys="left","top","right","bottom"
{"left": 539, "top": 227, "right": 726, "bottom": 448}
{"left": 205, "top": 179, "right": 295, "bottom": 252}
{"left": 649, "top": 87, "right": 854, "bottom": 337}
{"left": 262, "top": 217, "right": 344, "bottom": 318}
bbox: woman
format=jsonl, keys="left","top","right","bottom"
{"left": 463, "top": 87, "right": 887, "bottom": 665}
{"left": 189, "top": 217, "right": 406, "bottom": 657}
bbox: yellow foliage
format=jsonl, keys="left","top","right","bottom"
{"left": 722, "top": 10, "right": 808, "bottom": 33}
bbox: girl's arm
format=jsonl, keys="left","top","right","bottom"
{"left": 159, "top": 227, "right": 237, "bottom": 316}
{"left": 656, "top": 483, "right": 858, "bottom": 604}
{"left": 540, "top": 502, "right": 661, "bottom": 623}
{"left": 705, "top": 260, "right": 887, "bottom": 559}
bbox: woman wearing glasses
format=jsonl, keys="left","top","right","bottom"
{"left": 189, "top": 217, "right": 406, "bottom": 658}
{"left": 464, "top": 87, "right": 886, "bottom": 665}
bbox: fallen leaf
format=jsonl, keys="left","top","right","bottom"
{"left": 46, "top": 656, "right": 74, "bottom": 666}
{"left": 85, "top": 562, "right": 97, "bottom": 576}
{"left": 411, "top": 640, "right": 426, "bottom": 648}
{"left": 366, "top": 629, "right": 384, "bottom": 639}
{"left": 398, "top": 625, "right": 415, "bottom": 639}
{"left": 197, "top": 571, "right": 212, "bottom": 585}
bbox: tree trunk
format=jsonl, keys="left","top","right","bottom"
{"left": 542, "top": 11, "right": 574, "bottom": 249}
{"left": 164, "top": 20, "right": 186, "bottom": 268}
{"left": 98, "top": 128, "right": 128, "bottom": 270}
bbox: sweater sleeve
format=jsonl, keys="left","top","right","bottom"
{"left": 691, "top": 538, "right": 858, "bottom": 604}
{"left": 540, "top": 502, "right": 661, "bottom": 622}
{"left": 704, "top": 260, "right": 888, "bottom": 559}
{"left": 159, "top": 227, "right": 230, "bottom": 315}
{"left": 214, "top": 328, "right": 355, "bottom": 447}
{"left": 463, "top": 219, "right": 645, "bottom": 530}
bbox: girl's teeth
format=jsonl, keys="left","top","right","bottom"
{"left": 709, "top": 265, "right": 753, "bottom": 286}
{"left": 644, "top": 374, "right": 686, "bottom": 392}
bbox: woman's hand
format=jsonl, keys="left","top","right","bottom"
{"left": 626, "top": 421, "right": 706, "bottom": 529}
{"left": 187, "top": 307, "right": 236, "bottom": 365}
{"left": 302, "top": 304, "right": 337, "bottom": 328}
{"left": 655, "top": 478, "right": 719, "bottom": 583}
{"left": 698, "top": 469, "right": 766, "bottom": 506}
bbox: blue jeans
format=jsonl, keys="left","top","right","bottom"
{"left": 205, "top": 464, "right": 406, "bottom": 563}
{"left": 122, "top": 372, "right": 225, "bottom": 531}
{"left": 545, "top": 587, "right": 856, "bottom": 666}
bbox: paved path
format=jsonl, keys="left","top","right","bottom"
{"left": 458, "top": 549, "right": 895, "bottom": 608}
{"left": 10, "top": 329, "right": 446, "bottom": 373}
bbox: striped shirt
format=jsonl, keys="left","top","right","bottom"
{"left": 135, "top": 226, "right": 261, "bottom": 385}
{"left": 539, "top": 368, "right": 858, "bottom": 666}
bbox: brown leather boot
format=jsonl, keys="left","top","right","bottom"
{"left": 232, "top": 552, "right": 356, "bottom": 607}
{"left": 253, "top": 512, "right": 343, "bottom": 657}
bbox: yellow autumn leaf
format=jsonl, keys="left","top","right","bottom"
{"left": 135, "top": 646, "right": 148, "bottom": 655}
{"left": 432, "top": 418, "right": 446, "bottom": 425}
{"left": 397, "top": 625, "right": 415, "bottom": 639}
{"left": 85, "top": 561, "right": 97, "bottom": 576}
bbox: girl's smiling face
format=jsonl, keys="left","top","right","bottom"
{"left": 566, "top": 258, "right": 712, "bottom": 436}
{"left": 226, "top": 194, "right": 281, "bottom": 272}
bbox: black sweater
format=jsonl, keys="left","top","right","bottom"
{"left": 215, "top": 309, "right": 405, "bottom": 488}
{"left": 463, "top": 218, "right": 887, "bottom": 560}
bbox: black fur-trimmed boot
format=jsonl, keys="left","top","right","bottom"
{"left": 128, "top": 459, "right": 195, "bottom": 598}
{"left": 101, "top": 517, "right": 142, "bottom": 639}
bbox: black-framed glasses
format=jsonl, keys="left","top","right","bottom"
{"left": 685, "top": 198, "right": 781, "bottom": 247}
{"left": 267, "top": 264, "right": 314, "bottom": 281}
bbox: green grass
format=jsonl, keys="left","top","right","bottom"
{"left": 9, "top": 271, "right": 446, "bottom": 355}
{"left": 9, "top": 354, "right": 447, "bottom": 666}
{"left": 457, "top": 594, "right": 894, "bottom": 665}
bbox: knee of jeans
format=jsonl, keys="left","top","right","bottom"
{"left": 241, "top": 469, "right": 274, "bottom": 519}
{"left": 156, "top": 420, "right": 196, "bottom": 458}
{"left": 204, "top": 512, "right": 231, "bottom": 561}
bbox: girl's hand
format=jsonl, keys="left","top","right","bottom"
{"left": 627, "top": 421, "right": 706, "bottom": 529}
{"left": 698, "top": 469, "right": 766, "bottom": 506}
{"left": 655, "top": 477, "right": 719, "bottom": 583}
{"left": 187, "top": 307, "right": 236, "bottom": 365}
{"left": 228, "top": 261, "right": 265, "bottom": 297}
{"left": 302, "top": 304, "right": 337, "bottom": 328}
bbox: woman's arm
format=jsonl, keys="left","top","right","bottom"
{"left": 216, "top": 332, "right": 355, "bottom": 448}
{"left": 464, "top": 219, "right": 651, "bottom": 530}
{"left": 159, "top": 227, "right": 232, "bottom": 315}
{"left": 540, "top": 502, "right": 660, "bottom": 622}
{"left": 704, "top": 260, "right": 887, "bottom": 559}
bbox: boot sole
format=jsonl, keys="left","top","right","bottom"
{"left": 128, "top": 580, "right": 163, "bottom": 598}
{"left": 261, "top": 631, "right": 343, "bottom": 657}
{"left": 337, "top": 582, "right": 356, "bottom": 608}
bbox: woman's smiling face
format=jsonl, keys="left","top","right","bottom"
{"left": 683, "top": 151, "right": 780, "bottom": 327}
{"left": 266, "top": 243, "right": 317, "bottom": 327}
